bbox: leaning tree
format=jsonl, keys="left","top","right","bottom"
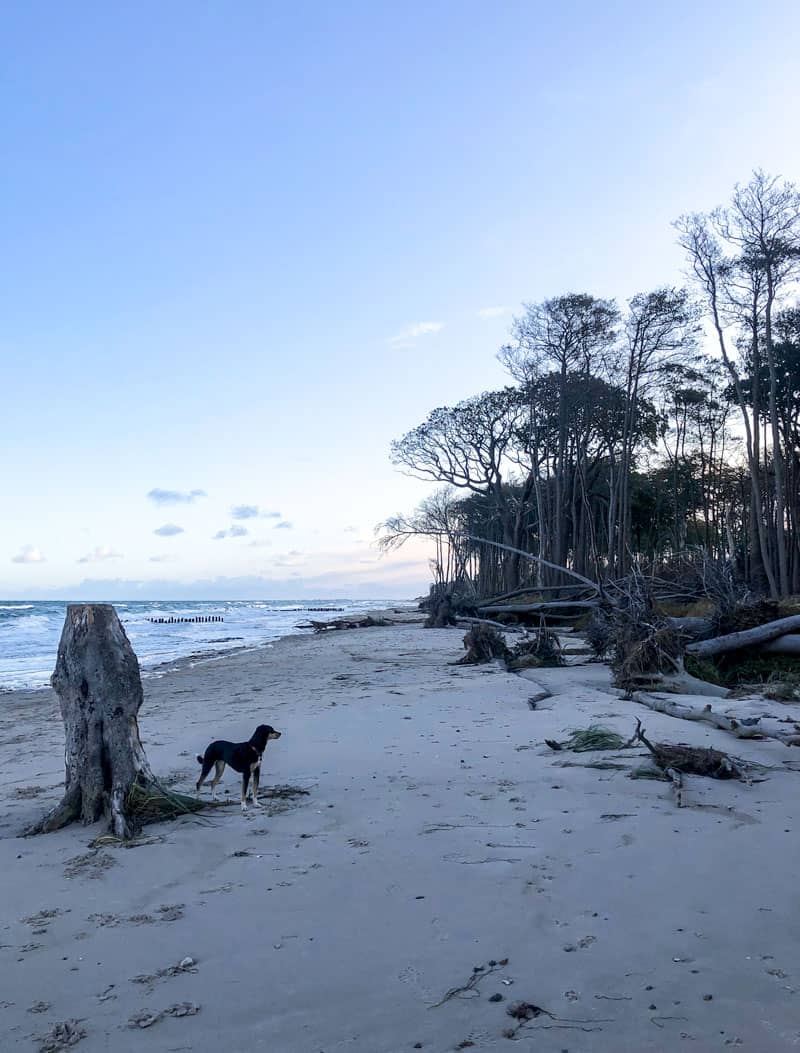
{"left": 28, "top": 604, "right": 202, "bottom": 841}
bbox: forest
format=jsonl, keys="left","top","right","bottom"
{"left": 381, "top": 171, "right": 800, "bottom": 610}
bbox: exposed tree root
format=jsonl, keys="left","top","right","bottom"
{"left": 632, "top": 719, "right": 748, "bottom": 781}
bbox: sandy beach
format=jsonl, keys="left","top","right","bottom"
{"left": 2, "top": 619, "right": 799, "bottom": 1052}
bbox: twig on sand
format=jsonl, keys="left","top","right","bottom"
{"left": 429, "top": 959, "right": 508, "bottom": 1008}
{"left": 527, "top": 690, "right": 552, "bottom": 709}
{"left": 503, "top": 1002, "right": 612, "bottom": 1039}
{"left": 650, "top": 1014, "right": 689, "bottom": 1028}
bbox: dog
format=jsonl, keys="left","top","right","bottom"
{"left": 196, "top": 724, "right": 281, "bottom": 812}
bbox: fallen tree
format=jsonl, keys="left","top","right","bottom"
{"left": 686, "top": 614, "right": 800, "bottom": 658}
{"left": 757, "top": 635, "right": 800, "bottom": 656}
{"left": 477, "top": 600, "right": 599, "bottom": 616}
{"left": 630, "top": 691, "right": 800, "bottom": 746}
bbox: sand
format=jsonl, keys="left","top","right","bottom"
{"left": 1, "top": 620, "right": 799, "bottom": 1052}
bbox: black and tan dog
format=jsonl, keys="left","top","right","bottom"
{"left": 196, "top": 724, "right": 281, "bottom": 812}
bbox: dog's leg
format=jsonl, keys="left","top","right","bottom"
{"left": 209, "top": 760, "right": 226, "bottom": 800}
{"left": 196, "top": 758, "right": 214, "bottom": 796}
{"left": 241, "top": 768, "right": 251, "bottom": 813}
{"left": 251, "top": 764, "right": 261, "bottom": 807}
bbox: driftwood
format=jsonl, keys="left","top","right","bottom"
{"left": 686, "top": 614, "right": 800, "bottom": 658}
{"left": 27, "top": 605, "right": 203, "bottom": 840}
{"left": 310, "top": 615, "right": 393, "bottom": 632}
{"left": 630, "top": 691, "right": 800, "bottom": 746}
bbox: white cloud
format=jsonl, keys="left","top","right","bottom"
{"left": 149, "top": 554, "right": 176, "bottom": 563}
{"left": 147, "top": 488, "right": 206, "bottom": 505}
{"left": 231, "top": 505, "right": 259, "bottom": 520}
{"left": 477, "top": 306, "right": 508, "bottom": 319}
{"left": 12, "top": 544, "right": 45, "bottom": 564}
{"left": 77, "top": 545, "right": 124, "bottom": 564}
{"left": 388, "top": 321, "right": 444, "bottom": 348}
{"left": 231, "top": 505, "right": 281, "bottom": 520}
{"left": 248, "top": 539, "right": 272, "bottom": 548}
{"left": 154, "top": 524, "right": 184, "bottom": 537}
{"left": 213, "top": 525, "right": 249, "bottom": 540}
{"left": 274, "top": 521, "right": 293, "bottom": 530}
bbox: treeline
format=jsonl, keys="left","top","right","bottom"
{"left": 381, "top": 171, "right": 800, "bottom": 600}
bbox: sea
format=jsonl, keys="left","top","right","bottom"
{"left": 0, "top": 599, "right": 413, "bottom": 692}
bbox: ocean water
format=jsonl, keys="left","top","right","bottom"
{"left": 0, "top": 599, "right": 411, "bottom": 691}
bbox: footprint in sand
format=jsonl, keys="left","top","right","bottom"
{"left": 131, "top": 956, "right": 198, "bottom": 991}
{"left": 91, "top": 904, "right": 185, "bottom": 927}
{"left": 21, "top": 908, "right": 63, "bottom": 935}
{"left": 36, "top": 1019, "right": 86, "bottom": 1052}
{"left": 63, "top": 852, "right": 117, "bottom": 880}
{"left": 563, "top": 936, "right": 597, "bottom": 952}
{"left": 127, "top": 1002, "right": 200, "bottom": 1029}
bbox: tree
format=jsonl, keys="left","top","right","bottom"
{"left": 28, "top": 605, "right": 201, "bottom": 840}
{"left": 722, "top": 171, "right": 800, "bottom": 594}
{"left": 676, "top": 211, "right": 779, "bottom": 596}
{"left": 390, "top": 389, "right": 524, "bottom": 589}
{"left": 502, "top": 294, "right": 619, "bottom": 569}
{"left": 612, "top": 288, "right": 700, "bottom": 573}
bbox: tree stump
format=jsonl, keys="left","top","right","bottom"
{"left": 27, "top": 604, "right": 202, "bottom": 840}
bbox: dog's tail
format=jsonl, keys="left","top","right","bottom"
{"left": 196, "top": 754, "right": 204, "bottom": 765}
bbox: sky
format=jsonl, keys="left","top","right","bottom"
{"left": 2, "top": 1, "right": 800, "bottom": 599}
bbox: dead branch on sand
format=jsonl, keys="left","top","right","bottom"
{"left": 428, "top": 959, "right": 508, "bottom": 1008}
{"left": 309, "top": 615, "right": 394, "bottom": 632}
{"left": 630, "top": 692, "right": 800, "bottom": 747}
{"left": 632, "top": 719, "right": 748, "bottom": 782}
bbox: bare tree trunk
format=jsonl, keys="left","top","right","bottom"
{"left": 764, "top": 287, "right": 790, "bottom": 595}
{"left": 27, "top": 604, "right": 199, "bottom": 840}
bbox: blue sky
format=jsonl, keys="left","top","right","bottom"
{"left": 3, "top": 1, "right": 799, "bottom": 598}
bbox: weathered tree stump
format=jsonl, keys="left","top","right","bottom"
{"left": 27, "top": 604, "right": 202, "bottom": 840}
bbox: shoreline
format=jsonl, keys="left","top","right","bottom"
{"left": 0, "top": 599, "right": 420, "bottom": 694}
{"left": 2, "top": 620, "right": 798, "bottom": 1051}
{"left": 0, "top": 604, "right": 422, "bottom": 698}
